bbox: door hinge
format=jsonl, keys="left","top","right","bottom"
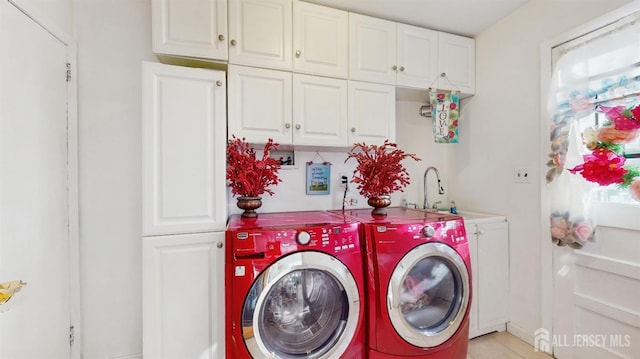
{"left": 69, "top": 325, "right": 75, "bottom": 347}
{"left": 66, "top": 63, "right": 71, "bottom": 82}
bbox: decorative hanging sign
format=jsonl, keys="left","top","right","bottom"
{"left": 429, "top": 90, "right": 460, "bottom": 143}
{"left": 306, "top": 152, "right": 331, "bottom": 195}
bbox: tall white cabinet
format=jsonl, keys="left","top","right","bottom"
{"left": 142, "top": 61, "right": 227, "bottom": 358}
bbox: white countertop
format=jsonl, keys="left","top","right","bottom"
{"left": 439, "top": 210, "right": 507, "bottom": 224}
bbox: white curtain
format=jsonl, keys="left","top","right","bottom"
{"left": 546, "top": 15, "right": 640, "bottom": 248}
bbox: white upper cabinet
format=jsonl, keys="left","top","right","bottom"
{"left": 228, "top": 65, "right": 349, "bottom": 147}
{"left": 348, "top": 80, "right": 396, "bottom": 145}
{"left": 142, "top": 62, "right": 227, "bottom": 235}
{"left": 228, "top": 0, "right": 293, "bottom": 70}
{"left": 293, "top": 73, "right": 348, "bottom": 147}
{"left": 227, "top": 65, "right": 293, "bottom": 144}
{"left": 438, "top": 32, "right": 475, "bottom": 94}
{"left": 396, "top": 23, "right": 438, "bottom": 89}
{"left": 152, "top": 0, "right": 228, "bottom": 61}
{"left": 349, "top": 13, "right": 397, "bottom": 85}
{"left": 293, "top": 1, "right": 348, "bottom": 78}
{"left": 349, "top": 14, "right": 443, "bottom": 90}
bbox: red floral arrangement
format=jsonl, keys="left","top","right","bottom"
{"left": 345, "top": 140, "right": 421, "bottom": 198}
{"left": 568, "top": 104, "right": 640, "bottom": 198}
{"left": 226, "top": 135, "right": 282, "bottom": 197}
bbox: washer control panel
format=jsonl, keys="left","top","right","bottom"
{"left": 232, "top": 222, "right": 360, "bottom": 257}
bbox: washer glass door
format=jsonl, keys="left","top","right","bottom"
{"left": 242, "top": 251, "right": 360, "bottom": 359}
{"left": 387, "top": 242, "right": 469, "bottom": 348}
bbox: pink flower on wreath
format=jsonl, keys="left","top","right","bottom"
{"left": 574, "top": 221, "right": 594, "bottom": 242}
{"left": 597, "top": 126, "right": 640, "bottom": 144}
{"left": 568, "top": 148, "right": 627, "bottom": 186}
{"left": 629, "top": 177, "right": 640, "bottom": 202}
{"left": 631, "top": 104, "right": 640, "bottom": 121}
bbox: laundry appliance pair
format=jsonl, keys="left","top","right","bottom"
{"left": 225, "top": 207, "right": 471, "bottom": 358}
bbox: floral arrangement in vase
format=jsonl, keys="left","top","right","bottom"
{"left": 226, "top": 135, "right": 282, "bottom": 217}
{"left": 567, "top": 104, "right": 640, "bottom": 201}
{"left": 345, "top": 140, "right": 421, "bottom": 215}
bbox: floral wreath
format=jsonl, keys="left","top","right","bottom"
{"left": 548, "top": 103, "right": 640, "bottom": 201}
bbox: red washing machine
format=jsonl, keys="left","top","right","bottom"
{"left": 334, "top": 207, "right": 471, "bottom": 358}
{"left": 225, "top": 211, "right": 365, "bottom": 359}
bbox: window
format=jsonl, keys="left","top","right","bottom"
{"left": 550, "top": 12, "right": 640, "bottom": 205}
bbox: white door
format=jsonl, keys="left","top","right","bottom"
{"left": 437, "top": 32, "right": 475, "bottom": 94}
{"left": 228, "top": 0, "right": 292, "bottom": 70}
{"left": 143, "top": 232, "right": 225, "bottom": 359}
{"left": 349, "top": 13, "right": 397, "bottom": 85}
{"left": 142, "top": 62, "right": 228, "bottom": 236}
{"left": 396, "top": 23, "right": 438, "bottom": 89}
{"left": 292, "top": 0, "right": 348, "bottom": 78}
{"left": 0, "top": 1, "right": 74, "bottom": 358}
{"left": 292, "top": 74, "right": 347, "bottom": 147}
{"left": 227, "top": 64, "right": 293, "bottom": 145}
{"left": 152, "top": 0, "right": 228, "bottom": 60}
{"left": 348, "top": 80, "right": 396, "bottom": 145}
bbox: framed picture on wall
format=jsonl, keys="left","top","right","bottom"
{"left": 306, "top": 162, "right": 330, "bottom": 195}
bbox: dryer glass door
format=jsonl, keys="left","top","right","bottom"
{"left": 387, "top": 242, "right": 470, "bottom": 348}
{"left": 242, "top": 251, "right": 360, "bottom": 359}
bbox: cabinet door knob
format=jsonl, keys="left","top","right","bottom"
{"left": 218, "top": 34, "right": 225, "bottom": 41}
{"left": 295, "top": 50, "right": 301, "bottom": 57}
{"left": 216, "top": 242, "right": 223, "bottom": 248}
{"left": 216, "top": 80, "right": 222, "bottom": 86}
{"left": 295, "top": 124, "right": 301, "bottom": 129}
{"left": 400, "top": 66, "right": 405, "bottom": 72}
{"left": 392, "top": 65, "right": 398, "bottom": 71}
{"left": 440, "top": 72, "right": 446, "bottom": 77}
{"left": 350, "top": 127, "right": 356, "bottom": 133}
{"left": 285, "top": 123, "right": 291, "bottom": 129}
{"left": 230, "top": 39, "right": 237, "bottom": 46}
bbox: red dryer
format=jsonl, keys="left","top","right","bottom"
{"left": 225, "top": 210, "right": 365, "bottom": 358}
{"left": 335, "top": 207, "right": 472, "bottom": 358}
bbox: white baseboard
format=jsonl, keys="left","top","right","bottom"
{"left": 507, "top": 322, "right": 535, "bottom": 346}
{"left": 110, "top": 354, "right": 142, "bottom": 359}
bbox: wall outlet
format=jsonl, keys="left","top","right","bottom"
{"left": 339, "top": 172, "right": 349, "bottom": 187}
{"left": 514, "top": 167, "right": 531, "bottom": 183}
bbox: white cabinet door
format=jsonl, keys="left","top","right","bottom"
{"left": 143, "top": 232, "right": 225, "bottom": 359}
{"left": 348, "top": 81, "right": 395, "bottom": 145}
{"left": 438, "top": 32, "right": 475, "bottom": 94}
{"left": 142, "top": 62, "right": 227, "bottom": 236}
{"left": 397, "top": 23, "right": 438, "bottom": 89}
{"left": 476, "top": 221, "right": 509, "bottom": 330}
{"left": 228, "top": 64, "right": 293, "bottom": 144}
{"left": 152, "top": 0, "right": 228, "bottom": 60}
{"left": 293, "top": 74, "right": 348, "bottom": 147}
{"left": 228, "top": 0, "right": 292, "bottom": 70}
{"left": 293, "top": 1, "right": 348, "bottom": 78}
{"left": 467, "top": 220, "right": 509, "bottom": 338}
{"left": 349, "top": 13, "right": 397, "bottom": 85}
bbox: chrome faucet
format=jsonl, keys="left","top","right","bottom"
{"left": 423, "top": 166, "right": 445, "bottom": 210}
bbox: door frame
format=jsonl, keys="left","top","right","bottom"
{"left": 5, "top": 1, "right": 80, "bottom": 357}
{"left": 539, "top": 1, "right": 640, "bottom": 357}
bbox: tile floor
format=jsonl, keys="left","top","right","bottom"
{"left": 468, "top": 331, "right": 555, "bottom": 359}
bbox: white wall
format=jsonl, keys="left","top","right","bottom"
{"left": 450, "top": 0, "right": 634, "bottom": 344}
{"left": 227, "top": 99, "right": 452, "bottom": 215}
{"left": 74, "top": 0, "right": 154, "bottom": 358}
